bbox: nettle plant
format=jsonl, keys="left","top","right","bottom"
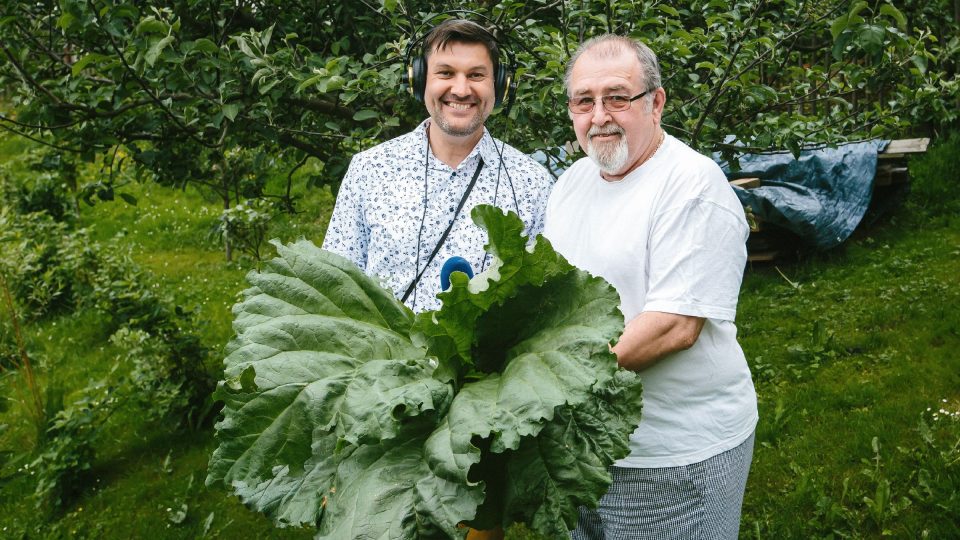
{"left": 207, "top": 206, "right": 642, "bottom": 538}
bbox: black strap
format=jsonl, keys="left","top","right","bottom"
{"left": 402, "top": 158, "right": 484, "bottom": 303}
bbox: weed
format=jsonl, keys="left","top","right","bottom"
{"left": 215, "top": 198, "right": 275, "bottom": 267}
{"left": 0, "top": 273, "right": 45, "bottom": 446}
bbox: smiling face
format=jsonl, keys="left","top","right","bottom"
{"left": 423, "top": 41, "right": 496, "bottom": 141}
{"left": 568, "top": 46, "right": 664, "bottom": 179}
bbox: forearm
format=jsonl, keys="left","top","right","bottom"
{"left": 612, "top": 311, "right": 705, "bottom": 371}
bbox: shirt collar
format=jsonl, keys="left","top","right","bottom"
{"left": 418, "top": 119, "right": 499, "bottom": 172}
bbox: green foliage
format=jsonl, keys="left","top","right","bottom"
{"left": 907, "top": 131, "right": 960, "bottom": 214}
{"left": 26, "top": 323, "right": 217, "bottom": 510}
{"left": 747, "top": 403, "right": 960, "bottom": 539}
{"left": 30, "top": 376, "right": 113, "bottom": 509}
{"left": 0, "top": 308, "right": 18, "bottom": 370}
{"left": 29, "top": 335, "right": 167, "bottom": 508}
{"left": 0, "top": 190, "right": 214, "bottom": 410}
{"left": 0, "top": 148, "right": 80, "bottom": 220}
{"left": 0, "top": 212, "right": 94, "bottom": 319}
{"left": 207, "top": 206, "right": 641, "bottom": 538}
{"left": 899, "top": 406, "right": 960, "bottom": 534}
{"left": 1, "top": 0, "right": 957, "bottom": 204}
{"left": 111, "top": 328, "right": 200, "bottom": 425}
{"left": 0, "top": 173, "right": 220, "bottom": 510}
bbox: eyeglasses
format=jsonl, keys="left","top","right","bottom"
{"left": 567, "top": 90, "right": 652, "bottom": 114}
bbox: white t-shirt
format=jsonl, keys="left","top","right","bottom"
{"left": 544, "top": 133, "right": 758, "bottom": 468}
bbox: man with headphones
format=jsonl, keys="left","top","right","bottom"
{"left": 322, "top": 19, "right": 553, "bottom": 312}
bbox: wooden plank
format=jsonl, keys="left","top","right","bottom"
{"left": 880, "top": 138, "right": 929, "bottom": 154}
{"left": 748, "top": 251, "right": 779, "bottom": 262}
{"left": 730, "top": 177, "right": 762, "bottom": 189}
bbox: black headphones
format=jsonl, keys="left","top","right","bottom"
{"left": 400, "top": 18, "right": 517, "bottom": 115}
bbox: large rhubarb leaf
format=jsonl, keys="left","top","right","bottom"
{"left": 206, "top": 240, "right": 459, "bottom": 529}
{"left": 317, "top": 426, "right": 484, "bottom": 540}
{"left": 207, "top": 206, "right": 643, "bottom": 539}
{"left": 420, "top": 206, "right": 640, "bottom": 531}
{"left": 502, "top": 369, "right": 643, "bottom": 537}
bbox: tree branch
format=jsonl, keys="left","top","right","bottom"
{"left": 0, "top": 113, "right": 83, "bottom": 131}
{"left": 92, "top": 6, "right": 221, "bottom": 150}
{"left": 356, "top": 0, "right": 396, "bottom": 26}
{"left": 251, "top": 119, "right": 351, "bottom": 139}
{"left": 281, "top": 97, "right": 360, "bottom": 121}
{"left": 689, "top": 0, "right": 768, "bottom": 145}
{"left": 0, "top": 122, "right": 90, "bottom": 153}
{"left": 277, "top": 133, "right": 331, "bottom": 159}
{"left": 1, "top": 46, "right": 80, "bottom": 109}
{"left": 504, "top": 0, "right": 563, "bottom": 39}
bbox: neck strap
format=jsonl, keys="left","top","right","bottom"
{"left": 402, "top": 157, "right": 485, "bottom": 304}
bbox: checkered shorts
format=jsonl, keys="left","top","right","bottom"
{"left": 571, "top": 431, "right": 755, "bottom": 540}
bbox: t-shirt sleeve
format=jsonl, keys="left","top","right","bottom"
{"left": 643, "top": 196, "right": 748, "bottom": 321}
{"left": 321, "top": 156, "right": 368, "bottom": 269}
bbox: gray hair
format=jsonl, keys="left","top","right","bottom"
{"left": 564, "top": 35, "right": 661, "bottom": 97}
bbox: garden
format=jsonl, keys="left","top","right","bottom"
{"left": 1, "top": 1, "right": 958, "bottom": 538}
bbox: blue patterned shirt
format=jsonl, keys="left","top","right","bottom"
{"left": 322, "top": 120, "right": 554, "bottom": 312}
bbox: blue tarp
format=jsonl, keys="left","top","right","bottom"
{"left": 533, "top": 139, "right": 889, "bottom": 250}
{"left": 719, "top": 140, "right": 887, "bottom": 249}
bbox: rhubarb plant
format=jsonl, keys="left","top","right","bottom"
{"left": 207, "top": 205, "right": 643, "bottom": 538}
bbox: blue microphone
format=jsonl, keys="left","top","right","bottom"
{"left": 440, "top": 256, "right": 474, "bottom": 290}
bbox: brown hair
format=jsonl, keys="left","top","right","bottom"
{"left": 422, "top": 19, "right": 500, "bottom": 72}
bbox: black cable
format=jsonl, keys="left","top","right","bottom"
{"left": 404, "top": 153, "right": 485, "bottom": 305}
{"left": 481, "top": 135, "right": 519, "bottom": 273}
{"left": 498, "top": 138, "right": 519, "bottom": 213}
{"left": 411, "top": 134, "right": 430, "bottom": 310}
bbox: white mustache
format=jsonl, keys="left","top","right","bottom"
{"left": 588, "top": 125, "right": 624, "bottom": 138}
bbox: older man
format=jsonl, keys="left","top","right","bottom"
{"left": 544, "top": 35, "right": 758, "bottom": 539}
{"left": 323, "top": 19, "right": 552, "bottom": 312}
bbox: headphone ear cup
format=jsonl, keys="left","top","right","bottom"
{"left": 401, "top": 63, "right": 411, "bottom": 95}
{"left": 411, "top": 56, "right": 427, "bottom": 103}
{"left": 503, "top": 72, "right": 517, "bottom": 115}
{"left": 494, "top": 64, "right": 507, "bottom": 107}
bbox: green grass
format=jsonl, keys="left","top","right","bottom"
{"left": 1, "top": 131, "right": 959, "bottom": 539}
{"left": 739, "top": 216, "right": 960, "bottom": 537}
{"left": 735, "top": 137, "right": 960, "bottom": 538}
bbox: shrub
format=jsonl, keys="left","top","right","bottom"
{"left": 216, "top": 198, "right": 275, "bottom": 266}
{"left": 908, "top": 132, "right": 960, "bottom": 215}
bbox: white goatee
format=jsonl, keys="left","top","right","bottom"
{"left": 586, "top": 124, "right": 629, "bottom": 174}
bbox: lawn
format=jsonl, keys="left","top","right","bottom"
{"left": 1, "top": 130, "right": 958, "bottom": 539}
